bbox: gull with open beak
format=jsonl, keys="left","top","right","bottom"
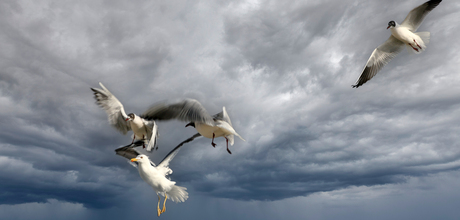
{"left": 115, "top": 135, "right": 199, "bottom": 216}
{"left": 91, "top": 82, "right": 159, "bottom": 151}
{"left": 141, "top": 99, "right": 245, "bottom": 154}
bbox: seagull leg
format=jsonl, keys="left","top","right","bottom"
{"left": 131, "top": 135, "right": 135, "bottom": 144}
{"left": 413, "top": 39, "right": 422, "bottom": 49}
{"left": 142, "top": 135, "right": 145, "bottom": 149}
{"left": 161, "top": 194, "right": 167, "bottom": 214}
{"left": 408, "top": 43, "right": 419, "bottom": 52}
{"left": 211, "top": 133, "right": 217, "bottom": 147}
{"left": 157, "top": 195, "right": 161, "bottom": 217}
{"left": 225, "top": 137, "right": 232, "bottom": 154}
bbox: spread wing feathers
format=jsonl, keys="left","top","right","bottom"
{"left": 156, "top": 133, "right": 202, "bottom": 176}
{"left": 401, "top": 0, "right": 442, "bottom": 32}
{"left": 115, "top": 141, "right": 155, "bottom": 167}
{"left": 141, "top": 99, "right": 214, "bottom": 126}
{"left": 212, "top": 106, "right": 232, "bottom": 126}
{"left": 115, "top": 142, "right": 142, "bottom": 160}
{"left": 352, "top": 36, "right": 405, "bottom": 88}
{"left": 91, "top": 82, "right": 131, "bottom": 134}
{"left": 144, "top": 120, "right": 159, "bottom": 152}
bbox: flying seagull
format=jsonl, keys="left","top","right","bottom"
{"left": 141, "top": 99, "right": 245, "bottom": 154}
{"left": 91, "top": 82, "right": 159, "bottom": 151}
{"left": 352, "top": 0, "right": 442, "bottom": 88}
{"left": 115, "top": 134, "right": 200, "bottom": 216}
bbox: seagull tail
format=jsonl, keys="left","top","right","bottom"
{"left": 406, "top": 32, "right": 430, "bottom": 54}
{"left": 416, "top": 32, "right": 430, "bottom": 47}
{"left": 167, "top": 185, "right": 189, "bottom": 203}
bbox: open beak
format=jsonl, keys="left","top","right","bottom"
{"left": 130, "top": 158, "right": 138, "bottom": 162}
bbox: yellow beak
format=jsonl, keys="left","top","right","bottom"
{"left": 131, "top": 158, "right": 138, "bottom": 162}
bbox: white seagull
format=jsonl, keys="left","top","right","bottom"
{"left": 91, "top": 82, "right": 159, "bottom": 151}
{"left": 141, "top": 99, "right": 246, "bottom": 154}
{"left": 352, "top": 0, "right": 442, "bottom": 88}
{"left": 115, "top": 136, "right": 198, "bottom": 217}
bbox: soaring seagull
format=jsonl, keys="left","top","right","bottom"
{"left": 115, "top": 135, "right": 200, "bottom": 216}
{"left": 141, "top": 99, "right": 245, "bottom": 154}
{"left": 91, "top": 82, "right": 159, "bottom": 151}
{"left": 352, "top": 0, "right": 442, "bottom": 88}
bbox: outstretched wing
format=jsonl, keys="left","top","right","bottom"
{"left": 352, "top": 36, "right": 405, "bottom": 88}
{"left": 156, "top": 133, "right": 202, "bottom": 176}
{"left": 401, "top": 0, "right": 442, "bottom": 32}
{"left": 115, "top": 141, "right": 143, "bottom": 160}
{"left": 91, "top": 82, "right": 131, "bottom": 134}
{"left": 115, "top": 141, "right": 155, "bottom": 167}
{"left": 212, "top": 106, "right": 232, "bottom": 126}
{"left": 141, "top": 99, "right": 214, "bottom": 126}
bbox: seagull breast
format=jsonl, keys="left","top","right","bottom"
{"left": 194, "top": 122, "right": 218, "bottom": 139}
{"left": 390, "top": 26, "right": 417, "bottom": 44}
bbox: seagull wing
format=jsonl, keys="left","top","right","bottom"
{"left": 115, "top": 142, "right": 142, "bottom": 160}
{"left": 401, "top": 0, "right": 442, "bottom": 32}
{"left": 352, "top": 36, "right": 405, "bottom": 88}
{"left": 141, "top": 99, "right": 214, "bottom": 126}
{"left": 91, "top": 82, "right": 131, "bottom": 134}
{"left": 143, "top": 119, "right": 159, "bottom": 152}
{"left": 115, "top": 141, "right": 155, "bottom": 167}
{"left": 212, "top": 106, "right": 232, "bottom": 126}
{"left": 156, "top": 133, "right": 202, "bottom": 176}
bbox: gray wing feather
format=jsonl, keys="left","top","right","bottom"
{"left": 141, "top": 99, "right": 214, "bottom": 125}
{"left": 91, "top": 82, "right": 131, "bottom": 134}
{"left": 157, "top": 133, "right": 202, "bottom": 169}
{"left": 115, "top": 141, "right": 155, "bottom": 166}
{"left": 144, "top": 120, "right": 159, "bottom": 151}
{"left": 212, "top": 107, "right": 232, "bottom": 126}
{"left": 352, "top": 36, "right": 405, "bottom": 88}
{"left": 401, "top": 0, "right": 442, "bottom": 32}
{"left": 115, "top": 141, "right": 143, "bottom": 160}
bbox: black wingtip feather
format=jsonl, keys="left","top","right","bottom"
{"left": 426, "top": 0, "right": 442, "bottom": 11}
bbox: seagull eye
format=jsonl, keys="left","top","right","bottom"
{"left": 140, "top": 156, "right": 143, "bottom": 159}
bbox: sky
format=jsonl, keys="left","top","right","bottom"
{"left": 1, "top": 0, "right": 460, "bottom": 219}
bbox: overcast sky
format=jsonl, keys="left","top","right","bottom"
{"left": 1, "top": 0, "right": 460, "bottom": 219}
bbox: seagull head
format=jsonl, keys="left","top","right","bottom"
{"left": 125, "top": 113, "right": 135, "bottom": 121}
{"left": 387, "top": 21, "right": 396, "bottom": 29}
{"left": 131, "top": 154, "right": 149, "bottom": 163}
{"left": 185, "top": 122, "right": 195, "bottom": 128}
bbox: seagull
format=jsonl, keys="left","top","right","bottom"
{"left": 352, "top": 0, "right": 442, "bottom": 88}
{"left": 141, "top": 99, "right": 246, "bottom": 154}
{"left": 91, "top": 82, "right": 159, "bottom": 151}
{"left": 115, "top": 135, "right": 200, "bottom": 216}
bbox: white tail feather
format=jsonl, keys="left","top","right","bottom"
{"left": 406, "top": 32, "right": 430, "bottom": 54}
{"left": 167, "top": 185, "right": 188, "bottom": 203}
{"left": 416, "top": 32, "right": 430, "bottom": 46}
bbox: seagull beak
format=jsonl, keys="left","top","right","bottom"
{"left": 125, "top": 118, "right": 130, "bottom": 121}
{"left": 130, "top": 158, "right": 138, "bottom": 162}
{"left": 387, "top": 25, "right": 391, "bottom": 29}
